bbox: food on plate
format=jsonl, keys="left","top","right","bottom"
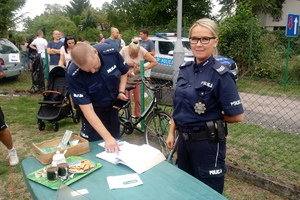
{"left": 68, "top": 159, "right": 95, "bottom": 173}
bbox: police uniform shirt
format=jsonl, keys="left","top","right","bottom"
{"left": 66, "top": 44, "right": 129, "bottom": 108}
{"left": 172, "top": 56, "right": 244, "bottom": 127}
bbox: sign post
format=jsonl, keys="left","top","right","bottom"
{"left": 284, "top": 14, "right": 299, "bottom": 89}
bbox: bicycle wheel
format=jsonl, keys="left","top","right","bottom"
{"left": 144, "top": 111, "right": 171, "bottom": 157}
{"left": 118, "top": 107, "right": 130, "bottom": 136}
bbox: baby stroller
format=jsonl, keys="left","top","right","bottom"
{"left": 36, "top": 66, "right": 80, "bottom": 132}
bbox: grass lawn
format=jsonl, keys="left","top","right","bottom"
{"left": 0, "top": 72, "right": 291, "bottom": 199}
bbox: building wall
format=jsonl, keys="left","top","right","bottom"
{"left": 260, "top": 0, "right": 300, "bottom": 30}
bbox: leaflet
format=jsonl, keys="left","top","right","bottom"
{"left": 106, "top": 173, "right": 143, "bottom": 190}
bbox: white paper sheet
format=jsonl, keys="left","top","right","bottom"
{"left": 106, "top": 173, "right": 143, "bottom": 190}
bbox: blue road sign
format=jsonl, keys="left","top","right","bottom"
{"left": 286, "top": 14, "right": 299, "bottom": 37}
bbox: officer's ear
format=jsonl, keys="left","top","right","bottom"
{"left": 214, "top": 38, "right": 219, "bottom": 47}
{"left": 93, "top": 48, "right": 98, "bottom": 55}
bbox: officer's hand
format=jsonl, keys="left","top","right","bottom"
{"left": 127, "top": 69, "right": 135, "bottom": 77}
{"left": 166, "top": 133, "right": 175, "bottom": 149}
{"left": 117, "top": 93, "right": 127, "bottom": 101}
{"left": 104, "top": 137, "right": 121, "bottom": 155}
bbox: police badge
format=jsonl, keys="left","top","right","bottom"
{"left": 194, "top": 102, "right": 206, "bottom": 114}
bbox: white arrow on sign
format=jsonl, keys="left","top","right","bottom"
{"left": 294, "top": 17, "right": 298, "bottom": 35}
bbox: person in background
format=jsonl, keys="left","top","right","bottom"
{"left": 58, "top": 35, "right": 77, "bottom": 67}
{"left": 166, "top": 18, "right": 244, "bottom": 194}
{"left": 65, "top": 42, "right": 129, "bottom": 153}
{"left": 118, "top": 34, "right": 125, "bottom": 49}
{"left": 20, "top": 37, "right": 30, "bottom": 71}
{"left": 120, "top": 37, "right": 157, "bottom": 118}
{"left": 0, "top": 67, "right": 19, "bottom": 166}
{"left": 99, "top": 33, "right": 105, "bottom": 43}
{"left": 27, "top": 35, "right": 37, "bottom": 71}
{"left": 140, "top": 29, "right": 155, "bottom": 97}
{"left": 29, "top": 30, "right": 48, "bottom": 70}
{"left": 104, "top": 27, "right": 121, "bottom": 51}
{"left": 60, "top": 31, "right": 65, "bottom": 43}
{"left": 140, "top": 29, "right": 155, "bottom": 56}
{"left": 47, "top": 30, "right": 63, "bottom": 71}
{"left": 8, "top": 33, "right": 16, "bottom": 46}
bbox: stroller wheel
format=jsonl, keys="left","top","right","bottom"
{"left": 53, "top": 122, "right": 59, "bottom": 132}
{"left": 38, "top": 122, "right": 45, "bottom": 131}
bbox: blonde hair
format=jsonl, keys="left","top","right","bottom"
{"left": 129, "top": 37, "right": 140, "bottom": 51}
{"left": 21, "top": 37, "right": 27, "bottom": 45}
{"left": 189, "top": 18, "right": 219, "bottom": 55}
{"left": 71, "top": 42, "right": 95, "bottom": 67}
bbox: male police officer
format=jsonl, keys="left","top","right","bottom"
{"left": 66, "top": 42, "right": 129, "bottom": 153}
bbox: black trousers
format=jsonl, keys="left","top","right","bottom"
{"left": 80, "top": 107, "right": 120, "bottom": 142}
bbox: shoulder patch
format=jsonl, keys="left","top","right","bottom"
{"left": 180, "top": 61, "right": 194, "bottom": 68}
{"left": 212, "top": 62, "right": 229, "bottom": 75}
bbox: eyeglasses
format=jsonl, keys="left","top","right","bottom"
{"left": 189, "top": 37, "right": 216, "bottom": 44}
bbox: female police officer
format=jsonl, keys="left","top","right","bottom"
{"left": 166, "top": 18, "right": 244, "bottom": 194}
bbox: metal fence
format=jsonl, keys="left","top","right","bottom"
{"left": 149, "top": 26, "right": 300, "bottom": 198}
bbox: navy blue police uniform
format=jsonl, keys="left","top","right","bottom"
{"left": 66, "top": 43, "right": 129, "bottom": 141}
{"left": 172, "top": 56, "right": 244, "bottom": 194}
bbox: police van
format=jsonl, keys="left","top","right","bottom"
{"left": 144, "top": 33, "right": 238, "bottom": 81}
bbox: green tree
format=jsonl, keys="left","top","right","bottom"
{"left": 141, "top": 0, "right": 212, "bottom": 26}
{"left": 218, "top": 0, "right": 286, "bottom": 21}
{"left": 103, "top": 0, "right": 212, "bottom": 30}
{"left": 65, "top": 0, "right": 91, "bottom": 17}
{"left": 27, "top": 13, "right": 78, "bottom": 41}
{"left": 91, "top": 7, "right": 108, "bottom": 31}
{"left": 218, "top": 1, "right": 263, "bottom": 75}
{"left": 0, "top": 0, "right": 26, "bottom": 36}
{"left": 82, "top": 9, "right": 97, "bottom": 30}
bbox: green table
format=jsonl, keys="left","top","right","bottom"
{"left": 22, "top": 141, "right": 227, "bottom": 200}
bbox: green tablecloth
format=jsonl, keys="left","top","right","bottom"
{"left": 22, "top": 141, "right": 227, "bottom": 200}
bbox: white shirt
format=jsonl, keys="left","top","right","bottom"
{"left": 31, "top": 38, "right": 48, "bottom": 58}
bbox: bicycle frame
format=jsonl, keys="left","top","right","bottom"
{"left": 119, "top": 77, "right": 171, "bottom": 134}
{"left": 123, "top": 87, "right": 160, "bottom": 131}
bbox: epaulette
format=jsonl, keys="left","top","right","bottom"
{"left": 67, "top": 62, "right": 81, "bottom": 77}
{"left": 180, "top": 61, "right": 194, "bottom": 68}
{"left": 212, "top": 61, "right": 229, "bottom": 75}
{"left": 94, "top": 43, "right": 118, "bottom": 55}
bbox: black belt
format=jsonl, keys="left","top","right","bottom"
{"left": 178, "top": 130, "right": 208, "bottom": 141}
{"left": 94, "top": 106, "right": 112, "bottom": 112}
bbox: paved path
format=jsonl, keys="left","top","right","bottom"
{"left": 240, "top": 92, "right": 300, "bottom": 134}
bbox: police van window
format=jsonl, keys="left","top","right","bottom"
{"left": 182, "top": 41, "right": 191, "bottom": 50}
{"left": 158, "top": 41, "right": 174, "bottom": 55}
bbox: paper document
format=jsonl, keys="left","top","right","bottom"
{"left": 106, "top": 173, "right": 143, "bottom": 190}
{"left": 97, "top": 141, "right": 166, "bottom": 174}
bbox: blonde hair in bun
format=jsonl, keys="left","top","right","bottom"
{"left": 129, "top": 37, "right": 140, "bottom": 51}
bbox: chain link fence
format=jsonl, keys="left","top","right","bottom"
{"left": 145, "top": 21, "right": 300, "bottom": 198}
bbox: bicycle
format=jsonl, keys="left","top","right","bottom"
{"left": 118, "top": 77, "right": 172, "bottom": 157}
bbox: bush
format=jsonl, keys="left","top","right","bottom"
{"left": 218, "top": 1, "right": 264, "bottom": 76}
